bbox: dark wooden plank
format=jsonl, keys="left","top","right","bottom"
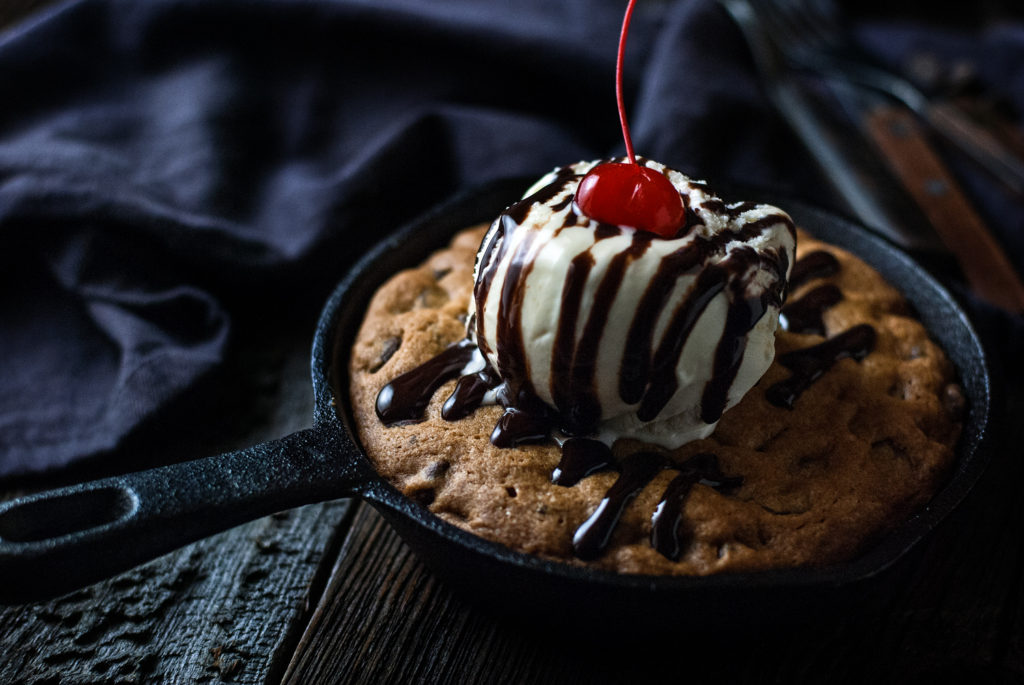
{"left": 0, "top": 501, "right": 350, "bottom": 684}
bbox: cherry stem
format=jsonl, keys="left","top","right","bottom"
{"left": 616, "top": 0, "right": 638, "bottom": 166}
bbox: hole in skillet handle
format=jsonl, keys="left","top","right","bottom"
{"left": 0, "top": 486, "right": 136, "bottom": 543}
{"left": 0, "top": 428, "right": 368, "bottom": 605}
{"left": 322, "top": 176, "right": 993, "bottom": 634}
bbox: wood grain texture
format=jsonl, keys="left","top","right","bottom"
{"left": 0, "top": 501, "right": 350, "bottom": 684}
{"left": 866, "top": 105, "right": 1024, "bottom": 313}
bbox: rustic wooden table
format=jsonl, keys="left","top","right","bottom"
{"left": 2, "top": 4, "right": 1023, "bottom": 684}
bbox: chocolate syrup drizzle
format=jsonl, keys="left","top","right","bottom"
{"left": 468, "top": 166, "right": 795, "bottom": 441}
{"left": 788, "top": 249, "right": 839, "bottom": 289}
{"left": 373, "top": 169, "right": 877, "bottom": 562}
{"left": 572, "top": 451, "right": 666, "bottom": 561}
{"left": 780, "top": 249, "right": 843, "bottom": 337}
{"left": 375, "top": 340, "right": 479, "bottom": 425}
{"left": 765, "top": 324, "right": 876, "bottom": 409}
{"left": 782, "top": 284, "right": 842, "bottom": 337}
{"left": 554, "top": 447, "right": 742, "bottom": 561}
{"left": 650, "top": 453, "right": 742, "bottom": 561}
{"left": 768, "top": 249, "right": 875, "bottom": 408}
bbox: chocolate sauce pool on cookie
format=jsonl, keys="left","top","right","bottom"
{"left": 789, "top": 249, "right": 840, "bottom": 288}
{"left": 767, "top": 249, "right": 877, "bottom": 408}
{"left": 781, "top": 284, "right": 842, "bottom": 336}
{"left": 766, "top": 324, "right": 877, "bottom": 409}
{"left": 551, "top": 438, "right": 614, "bottom": 487}
{"left": 781, "top": 249, "right": 843, "bottom": 336}
{"left": 375, "top": 340, "right": 479, "bottom": 425}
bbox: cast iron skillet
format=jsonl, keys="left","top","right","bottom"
{"left": 0, "top": 178, "right": 991, "bottom": 630}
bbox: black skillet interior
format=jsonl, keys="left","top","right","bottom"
{"left": 322, "top": 176, "right": 992, "bottom": 633}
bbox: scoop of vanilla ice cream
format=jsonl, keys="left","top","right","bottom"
{"left": 467, "top": 159, "right": 795, "bottom": 448}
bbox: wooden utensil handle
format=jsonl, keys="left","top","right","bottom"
{"left": 865, "top": 105, "right": 1024, "bottom": 313}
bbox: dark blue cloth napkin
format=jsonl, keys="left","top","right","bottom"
{"left": 1, "top": 0, "right": 1021, "bottom": 477}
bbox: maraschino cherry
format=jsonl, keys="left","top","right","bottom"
{"left": 574, "top": 0, "right": 686, "bottom": 239}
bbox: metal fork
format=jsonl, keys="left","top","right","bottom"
{"left": 753, "top": 0, "right": 1024, "bottom": 196}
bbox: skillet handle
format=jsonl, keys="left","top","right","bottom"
{"left": 0, "top": 427, "right": 363, "bottom": 604}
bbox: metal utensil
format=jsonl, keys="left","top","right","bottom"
{"left": 723, "top": 0, "right": 1024, "bottom": 312}
{"left": 754, "top": 0, "right": 1024, "bottom": 197}
{"left": 718, "top": 0, "right": 945, "bottom": 253}
{"left": 838, "top": 83, "right": 1024, "bottom": 313}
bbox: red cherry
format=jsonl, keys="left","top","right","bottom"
{"left": 575, "top": 162, "right": 686, "bottom": 238}
{"left": 573, "top": 0, "right": 687, "bottom": 239}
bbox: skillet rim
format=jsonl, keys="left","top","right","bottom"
{"left": 314, "top": 175, "right": 992, "bottom": 594}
